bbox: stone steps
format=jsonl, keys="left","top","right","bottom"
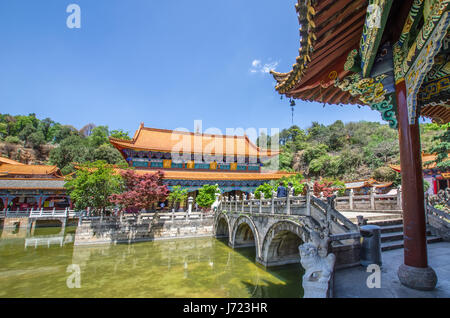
{"left": 366, "top": 218, "right": 443, "bottom": 251}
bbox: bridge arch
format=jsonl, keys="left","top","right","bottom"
{"left": 214, "top": 212, "right": 231, "bottom": 238}
{"left": 260, "top": 220, "right": 310, "bottom": 267}
{"left": 230, "top": 215, "right": 261, "bottom": 260}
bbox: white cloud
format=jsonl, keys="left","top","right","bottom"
{"left": 252, "top": 59, "right": 261, "bottom": 67}
{"left": 250, "top": 59, "right": 279, "bottom": 74}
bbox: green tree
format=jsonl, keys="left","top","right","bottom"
{"left": 168, "top": 185, "right": 189, "bottom": 210}
{"left": 4, "top": 136, "right": 21, "bottom": 144}
{"left": 110, "top": 129, "right": 131, "bottom": 140}
{"left": 48, "top": 135, "right": 90, "bottom": 174}
{"left": 65, "top": 161, "right": 123, "bottom": 214}
{"left": 92, "top": 144, "right": 127, "bottom": 165}
{"left": 254, "top": 183, "right": 276, "bottom": 199}
{"left": 27, "top": 130, "right": 45, "bottom": 150}
{"left": 196, "top": 184, "right": 220, "bottom": 208}
{"left": 89, "top": 125, "right": 109, "bottom": 148}
{"left": 427, "top": 128, "right": 450, "bottom": 170}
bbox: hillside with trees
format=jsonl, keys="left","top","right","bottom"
{"left": 0, "top": 113, "right": 128, "bottom": 174}
{"left": 1, "top": 114, "right": 448, "bottom": 182}
{"left": 258, "top": 120, "right": 449, "bottom": 183}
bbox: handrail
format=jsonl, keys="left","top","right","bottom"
{"left": 427, "top": 204, "right": 450, "bottom": 220}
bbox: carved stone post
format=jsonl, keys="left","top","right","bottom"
{"left": 242, "top": 194, "right": 246, "bottom": 213}
{"left": 259, "top": 193, "right": 264, "bottom": 214}
{"left": 370, "top": 186, "right": 376, "bottom": 210}
{"left": 271, "top": 190, "right": 276, "bottom": 214}
{"left": 235, "top": 195, "right": 239, "bottom": 212}
{"left": 349, "top": 189, "right": 354, "bottom": 210}
{"left": 306, "top": 184, "right": 311, "bottom": 216}
{"left": 286, "top": 186, "right": 293, "bottom": 215}
{"left": 187, "top": 197, "right": 193, "bottom": 215}
{"left": 396, "top": 186, "right": 402, "bottom": 210}
{"left": 249, "top": 193, "right": 254, "bottom": 214}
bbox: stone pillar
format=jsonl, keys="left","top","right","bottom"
{"left": 370, "top": 186, "right": 376, "bottom": 210}
{"left": 349, "top": 189, "right": 354, "bottom": 210}
{"left": 286, "top": 186, "right": 292, "bottom": 215}
{"left": 235, "top": 195, "right": 239, "bottom": 212}
{"left": 249, "top": 193, "right": 254, "bottom": 214}
{"left": 271, "top": 190, "right": 276, "bottom": 214}
{"left": 395, "top": 79, "right": 437, "bottom": 290}
{"left": 397, "top": 186, "right": 402, "bottom": 210}
{"left": 242, "top": 194, "right": 246, "bottom": 213}
{"left": 187, "top": 197, "right": 193, "bottom": 215}
{"left": 259, "top": 193, "right": 264, "bottom": 214}
{"left": 306, "top": 185, "right": 311, "bottom": 216}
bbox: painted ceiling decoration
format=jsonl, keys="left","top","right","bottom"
{"left": 272, "top": 0, "right": 450, "bottom": 126}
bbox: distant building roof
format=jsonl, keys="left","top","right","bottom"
{"left": 0, "top": 164, "right": 64, "bottom": 178}
{"left": 109, "top": 123, "right": 280, "bottom": 158}
{"left": 390, "top": 152, "right": 450, "bottom": 172}
{"left": 0, "top": 157, "right": 24, "bottom": 165}
{"left": 344, "top": 178, "right": 393, "bottom": 189}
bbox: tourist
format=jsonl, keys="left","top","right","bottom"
{"left": 277, "top": 182, "right": 287, "bottom": 198}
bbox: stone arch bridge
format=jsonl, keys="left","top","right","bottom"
{"left": 214, "top": 192, "right": 361, "bottom": 268}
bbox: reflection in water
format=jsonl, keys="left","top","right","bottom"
{"left": 0, "top": 228, "right": 303, "bottom": 298}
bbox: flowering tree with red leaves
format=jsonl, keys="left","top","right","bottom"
{"left": 313, "top": 180, "right": 335, "bottom": 197}
{"left": 109, "top": 170, "right": 169, "bottom": 213}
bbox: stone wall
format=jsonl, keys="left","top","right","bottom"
{"left": 74, "top": 217, "right": 214, "bottom": 246}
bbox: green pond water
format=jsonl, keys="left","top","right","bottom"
{"left": 0, "top": 227, "right": 304, "bottom": 298}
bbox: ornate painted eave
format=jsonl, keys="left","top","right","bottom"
{"left": 271, "top": 0, "right": 369, "bottom": 105}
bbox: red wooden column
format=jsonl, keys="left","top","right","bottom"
{"left": 395, "top": 79, "right": 437, "bottom": 290}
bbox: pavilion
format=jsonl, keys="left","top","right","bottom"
{"left": 0, "top": 158, "right": 70, "bottom": 211}
{"left": 271, "top": 0, "right": 449, "bottom": 290}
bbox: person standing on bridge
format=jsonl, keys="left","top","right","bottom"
{"left": 277, "top": 182, "right": 287, "bottom": 198}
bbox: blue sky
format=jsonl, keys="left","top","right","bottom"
{"left": 0, "top": 0, "right": 391, "bottom": 138}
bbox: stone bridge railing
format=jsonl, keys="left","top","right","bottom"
{"left": 334, "top": 187, "right": 402, "bottom": 211}
{"left": 426, "top": 204, "right": 450, "bottom": 241}
{"left": 219, "top": 187, "right": 359, "bottom": 236}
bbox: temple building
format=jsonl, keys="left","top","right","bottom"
{"left": 390, "top": 152, "right": 450, "bottom": 194}
{"left": 0, "top": 157, "right": 70, "bottom": 211}
{"left": 270, "top": 0, "right": 450, "bottom": 291}
{"left": 109, "top": 124, "right": 293, "bottom": 197}
{"left": 344, "top": 178, "right": 394, "bottom": 195}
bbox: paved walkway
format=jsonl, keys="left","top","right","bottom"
{"left": 334, "top": 241, "right": 450, "bottom": 298}
{"left": 340, "top": 211, "right": 401, "bottom": 222}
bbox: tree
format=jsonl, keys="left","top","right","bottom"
{"left": 48, "top": 135, "right": 91, "bottom": 174}
{"left": 167, "top": 185, "right": 188, "bottom": 211}
{"left": 109, "top": 170, "right": 169, "bottom": 213}
{"left": 65, "top": 161, "right": 123, "bottom": 214}
{"left": 427, "top": 127, "right": 450, "bottom": 170}
{"left": 18, "top": 123, "right": 36, "bottom": 142}
{"left": 92, "top": 144, "right": 127, "bottom": 165}
{"left": 110, "top": 129, "right": 131, "bottom": 140}
{"left": 254, "top": 183, "right": 276, "bottom": 199}
{"left": 88, "top": 125, "right": 109, "bottom": 148}
{"left": 27, "top": 130, "right": 46, "bottom": 152}
{"left": 196, "top": 184, "right": 220, "bottom": 209}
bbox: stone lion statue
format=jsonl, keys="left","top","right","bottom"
{"left": 299, "top": 231, "right": 336, "bottom": 298}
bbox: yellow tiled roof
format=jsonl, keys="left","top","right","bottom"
{"left": 109, "top": 124, "right": 280, "bottom": 157}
